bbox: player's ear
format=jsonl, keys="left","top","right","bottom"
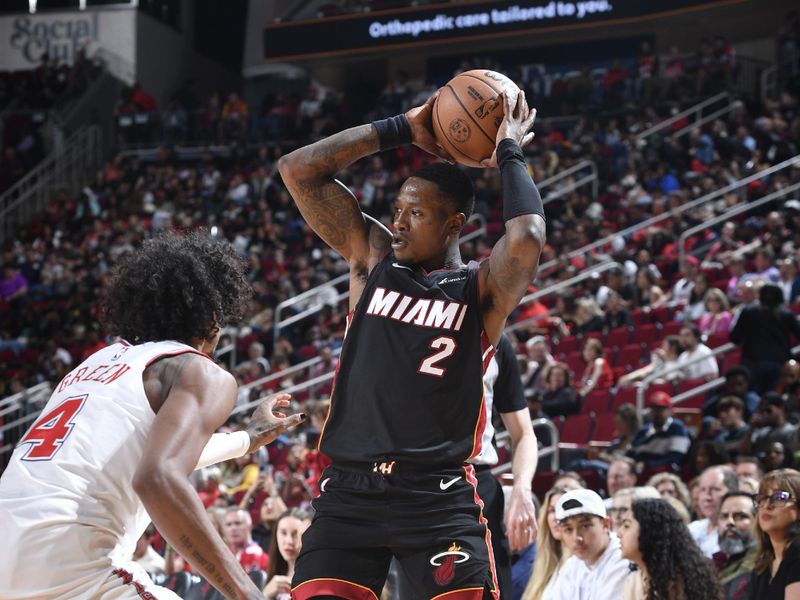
{"left": 449, "top": 212, "right": 466, "bottom": 235}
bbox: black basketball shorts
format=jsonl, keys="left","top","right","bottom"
{"left": 291, "top": 462, "right": 499, "bottom": 600}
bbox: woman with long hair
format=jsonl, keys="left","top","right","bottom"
{"left": 522, "top": 485, "right": 575, "bottom": 600}
{"left": 749, "top": 468, "right": 800, "bottom": 599}
{"left": 618, "top": 498, "right": 722, "bottom": 600}
{"left": 263, "top": 507, "right": 313, "bottom": 599}
{"left": 578, "top": 337, "right": 614, "bottom": 396}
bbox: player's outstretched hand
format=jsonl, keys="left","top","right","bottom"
{"left": 405, "top": 89, "right": 455, "bottom": 164}
{"left": 480, "top": 91, "right": 537, "bottom": 168}
{"left": 245, "top": 392, "right": 305, "bottom": 454}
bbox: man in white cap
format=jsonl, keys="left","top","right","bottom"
{"left": 552, "top": 488, "right": 629, "bottom": 600}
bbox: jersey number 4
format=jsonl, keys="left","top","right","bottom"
{"left": 18, "top": 395, "right": 87, "bottom": 460}
{"left": 418, "top": 336, "right": 457, "bottom": 377}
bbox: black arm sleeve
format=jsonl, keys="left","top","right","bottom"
{"left": 493, "top": 335, "right": 527, "bottom": 414}
{"left": 498, "top": 138, "right": 544, "bottom": 222}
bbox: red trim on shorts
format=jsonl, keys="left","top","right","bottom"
{"left": 111, "top": 568, "right": 157, "bottom": 600}
{"left": 463, "top": 465, "right": 500, "bottom": 600}
{"left": 292, "top": 577, "right": 378, "bottom": 600}
{"left": 430, "top": 588, "right": 485, "bottom": 600}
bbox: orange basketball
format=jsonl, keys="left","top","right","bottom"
{"left": 432, "top": 70, "right": 520, "bottom": 168}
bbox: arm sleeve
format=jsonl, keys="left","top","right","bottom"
{"left": 493, "top": 335, "right": 527, "bottom": 413}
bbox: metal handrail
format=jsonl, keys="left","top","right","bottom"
{"left": 236, "top": 346, "right": 342, "bottom": 397}
{"left": 678, "top": 181, "right": 800, "bottom": 267}
{"left": 635, "top": 342, "right": 735, "bottom": 412}
{"left": 0, "top": 382, "right": 52, "bottom": 414}
{"left": 272, "top": 213, "right": 487, "bottom": 345}
{"left": 505, "top": 261, "right": 621, "bottom": 336}
{"left": 670, "top": 103, "right": 739, "bottom": 140}
{"left": 635, "top": 92, "right": 730, "bottom": 142}
{"left": 492, "top": 417, "right": 560, "bottom": 476}
{"left": 538, "top": 160, "right": 599, "bottom": 202}
{"left": 537, "top": 155, "right": 800, "bottom": 275}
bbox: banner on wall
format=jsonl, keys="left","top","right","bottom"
{"left": 0, "top": 8, "right": 136, "bottom": 81}
{"left": 263, "top": 0, "right": 743, "bottom": 61}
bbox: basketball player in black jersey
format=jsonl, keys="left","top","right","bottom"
{"left": 279, "top": 87, "right": 544, "bottom": 599}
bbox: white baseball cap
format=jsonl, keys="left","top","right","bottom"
{"left": 555, "top": 489, "right": 607, "bottom": 521}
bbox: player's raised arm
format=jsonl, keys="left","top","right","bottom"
{"left": 478, "top": 91, "right": 545, "bottom": 344}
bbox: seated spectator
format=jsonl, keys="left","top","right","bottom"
{"left": 540, "top": 363, "right": 580, "bottom": 418}
{"left": 646, "top": 472, "right": 692, "bottom": 515}
{"left": 0, "top": 265, "right": 28, "bottom": 303}
{"left": 602, "top": 290, "right": 632, "bottom": 330}
{"left": 574, "top": 298, "right": 605, "bottom": 336}
{"left": 725, "top": 255, "right": 749, "bottom": 303}
{"left": 223, "top": 507, "right": 269, "bottom": 572}
{"left": 262, "top": 507, "right": 312, "bottom": 599}
{"left": 689, "top": 440, "right": 731, "bottom": 477}
{"left": 681, "top": 272, "right": 711, "bottom": 322}
{"left": 608, "top": 486, "right": 660, "bottom": 532}
{"left": 553, "top": 489, "right": 629, "bottom": 600}
{"left": 776, "top": 359, "right": 800, "bottom": 396}
{"left": 577, "top": 338, "right": 614, "bottom": 397}
{"left": 604, "top": 267, "right": 635, "bottom": 306}
{"left": 523, "top": 335, "right": 556, "bottom": 396}
{"left": 704, "top": 366, "right": 761, "bottom": 418}
{"left": 236, "top": 342, "right": 271, "bottom": 380}
{"left": 601, "top": 404, "right": 643, "bottom": 461}
{"left": 678, "top": 324, "right": 719, "bottom": 381}
{"left": 688, "top": 465, "right": 739, "bottom": 557}
{"left": 763, "top": 441, "right": 798, "bottom": 472}
{"left": 628, "top": 392, "right": 691, "bottom": 469}
{"left": 252, "top": 493, "right": 287, "bottom": 553}
{"left": 553, "top": 471, "right": 587, "bottom": 491}
{"left": 221, "top": 92, "right": 248, "bottom": 142}
{"left": 735, "top": 456, "right": 764, "bottom": 487}
{"left": 619, "top": 498, "right": 721, "bottom": 600}
{"left": 133, "top": 524, "right": 165, "bottom": 575}
{"left": 747, "top": 247, "right": 780, "bottom": 283}
{"left": 522, "top": 486, "right": 574, "bottom": 600}
{"left": 730, "top": 283, "right": 800, "bottom": 393}
{"left": 713, "top": 396, "right": 750, "bottom": 456}
{"left": 714, "top": 491, "right": 758, "bottom": 600}
{"left": 777, "top": 257, "right": 800, "bottom": 305}
{"left": 617, "top": 335, "right": 684, "bottom": 387}
{"left": 748, "top": 468, "right": 800, "bottom": 600}
{"left": 740, "top": 392, "right": 798, "bottom": 463}
{"left": 633, "top": 268, "right": 665, "bottom": 309}
{"left": 606, "top": 458, "right": 638, "bottom": 499}
{"left": 660, "top": 256, "right": 699, "bottom": 309}
{"left": 698, "top": 287, "right": 733, "bottom": 337}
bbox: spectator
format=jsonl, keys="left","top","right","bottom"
{"left": 617, "top": 335, "right": 684, "bottom": 387}
{"left": 221, "top": 92, "right": 248, "bottom": 142}
{"left": 777, "top": 257, "right": 800, "bottom": 305}
{"left": 602, "top": 290, "right": 633, "bottom": 330}
{"left": 690, "top": 440, "right": 732, "bottom": 477}
{"left": 619, "top": 498, "right": 722, "bottom": 600}
{"left": 574, "top": 298, "right": 605, "bottom": 336}
{"left": 678, "top": 324, "right": 720, "bottom": 380}
{"left": 236, "top": 342, "right": 271, "bottom": 380}
{"left": 763, "top": 441, "right": 797, "bottom": 471}
{"left": 628, "top": 391, "right": 691, "bottom": 468}
{"left": 664, "top": 256, "right": 699, "bottom": 308}
{"left": 726, "top": 255, "right": 749, "bottom": 303}
{"left": 577, "top": 338, "right": 614, "bottom": 397}
{"left": 705, "top": 366, "right": 761, "bottom": 418}
{"left": 0, "top": 265, "right": 28, "bottom": 303}
{"left": 223, "top": 507, "right": 270, "bottom": 572}
{"left": 688, "top": 465, "right": 739, "bottom": 557}
{"left": 633, "top": 268, "right": 665, "bottom": 309}
{"left": 681, "top": 272, "right": 711, "bottom": 322}
{"left": 252, "top": 493, "right": 287, "bottom": 553}
{"left": 646, "top": 472, "right": 693, "bottom": 515}
{"left": 713, "top": 395, "right": 750, "bottom": 456}
{"left": 735, "top": 456, "right": 764, "bottom": 486}
{"left": 749, "top": 468, "right": 800, "bottom": 599}
{"left": 263, "top": 508, "right": 312, "bottom": 599}
{"left": 604, "top": 267, "right": 635, "bottom": 306}
{"left": 730, "top": 283, "right": 800, "bottom": 392}
{"left": 747, "top": 247, "right": 780, "bottom": 283}
{"left": 699, "top": 287, "right": 734, "bottom": 337}
{"left": 522, "top": 485, "right": 575, "bottom": 600}
{"left": 607, "top": 458, "right": 638, "bottom": 498}
{"left": 523, "top": 336, "right": 556, "bottom": 396}
{"left": 553, "top": 471, "right": 587, "bottom": 491}
{"left": 540, "top": 363, "right": 580, "bottom": 418}
{"left": 741, "top": 392, "right": 798, "bottom": 463}
{"left": 133, "top": 524, "right": 165, "bottom": 575}
{"left": 714, "top": 491, "right": 758, "bottom": 600}
{"left": 553, "top": 489, "right": 629, "bottom": 600}
{"left": 608, "top": 486, "right": 660, "bottom": 532}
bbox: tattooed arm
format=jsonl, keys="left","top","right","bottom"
{"left": 278, "top": 92, "right": 449, "bottom": 309}
{"left": 134, "top": 356, "right": 263, "bottom": 600}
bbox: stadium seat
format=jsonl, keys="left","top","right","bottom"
{"left": 706, "top": 332, "right": 729, "bottom": 348}
{"left": 614, "top": 344, "right": 643, "bottom": 370}
{"left": 582, "top": 390, "right": 611, "bottom": 414}
{"left": 605, "top": 326, "right": 630, "bottom": 349}
{"left": 591, "top": 412, "right": 618, "bottom": 442}
{"left": 660, "top": 320, "right": 683, "bottom": 337}
{"left": 560, "top": 414, "right": 593, "bottom": 445}
{"left": 675, "top": 377, "right": 708, "bottom": 398}
{"left": 630, "top": 323, "right": 658, "bottom": 347}
{"left": 649, "top": 306, "right": 672, "bottom": 324}
{"left": 721, "top": 349, "right": 742, "bottom": 373}
{"left": 645, "top": 381, "right": 674, "bottom": 400}
{"left": 612, "top": 386, "right": 638, "bottom": 410}
{"left": 556, "top": 335, "right": 579, "bottom": 355}
{"left": 564, "top": 351, "right": 585, "bottom": 378}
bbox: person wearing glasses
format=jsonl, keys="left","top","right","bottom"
{"left": 714, "top": 491, "right": 757, "bottom": 599}
{"left": 750, "top": 468, "right": 800, "bottom": 600}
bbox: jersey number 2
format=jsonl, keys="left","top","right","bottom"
{"left": 419, "top": 336, "right": 456, "bottom": 377}
{"left": 18, "top": 395, "right": 87, "bottom": 460}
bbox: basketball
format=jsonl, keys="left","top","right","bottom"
{"left": 432, "top": 70, "right": 521, "bottom": 168}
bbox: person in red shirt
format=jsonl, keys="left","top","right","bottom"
{"left": 578, "top": 337, "right": 614, "bottom": 397}
{"left": 223, "top": 507, "right": 269, "bottom": 572}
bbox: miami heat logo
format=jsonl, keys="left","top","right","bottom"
{"left": 430, "top": 543, "right": 470, "bottom": 586}
{"left": 448, "top": 119, "right": 470, "bottom": 143}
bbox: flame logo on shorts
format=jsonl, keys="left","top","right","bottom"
{"left": 430, "top": 543, "right": 470, "bottom": 586}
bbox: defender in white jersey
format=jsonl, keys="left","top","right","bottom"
{"left": 0, "top": 232, "right": 304, "bottom": 600}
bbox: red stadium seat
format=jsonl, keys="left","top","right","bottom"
{"left": 721, "top": 348, "right": 742, "bottom": 374}
{"left": 564, "top": 351, "right": 585, "bottom": 378}
{"left": 706, "top": 332, "right": 729, "bottom": 348}
{"left": 612, "top": 386, "right": 638, "bottom": 410}
{"left": 556, "top": 335, "right": 579, "bottom": 355}
{"left": 630, "top": 323, "right": 658, "bottom": 347}
{"left": 591, "top": 412, "right": 618, "bottom": 442}
{"left": 645, "top": 381, "right": 674, "bottom": 400}
{"left": 582, "top": 390, "right": 611, "bottom": 414}
{"left": 660, "top": 320, "right": 683, "bottom": 337}
{"left": 615, "top": 344, "right": 643, "bottom": 370}
{"left": 560, "top": 413, "right": 593, "bottom": 445}
{"left": 605, "top": 327, "right": 630, "bottom": 349}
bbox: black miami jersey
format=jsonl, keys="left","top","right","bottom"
{"left": 319, "top": 254, "right": 494, "bottom": 466}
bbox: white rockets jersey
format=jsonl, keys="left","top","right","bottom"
{"left": 0, "top": 340, "right": 205, "bottom": 600}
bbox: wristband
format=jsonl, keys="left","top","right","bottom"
{"left": 371, "top": 114, "right": 412, "bottom": 151}
{"left": 194, "top": 430, "right": 250, "bottom": 470}
{"left": 498, "top": 138, "right": 545, "bottom": 222}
